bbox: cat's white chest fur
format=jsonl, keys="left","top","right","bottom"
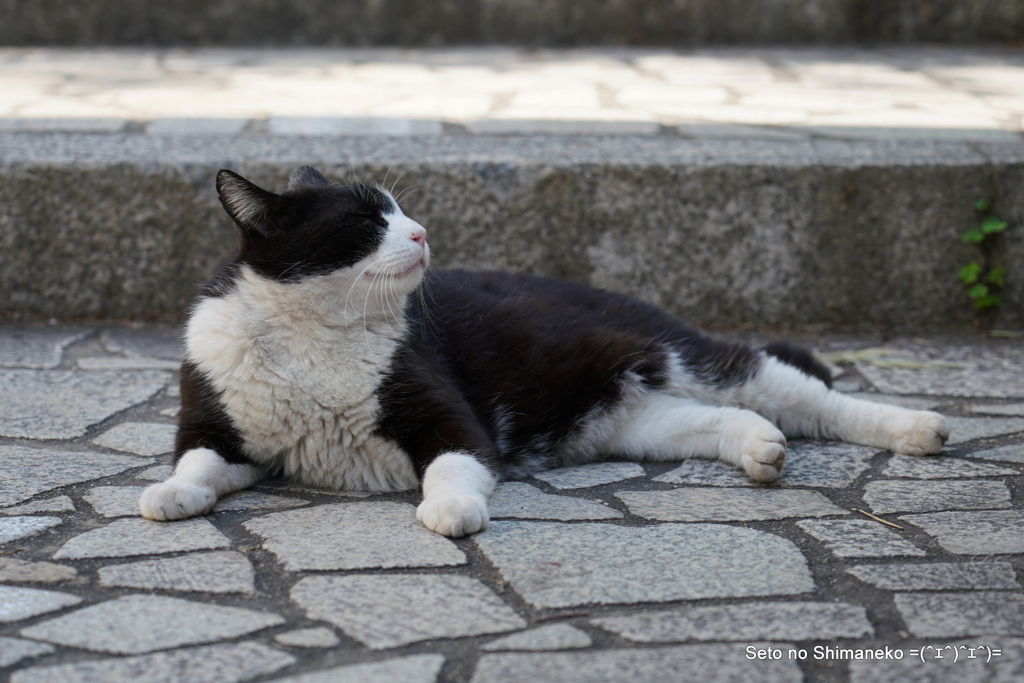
{"left": 185, "top": 268, "right": 418, "bottom": 492}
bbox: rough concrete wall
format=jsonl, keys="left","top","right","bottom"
{"left": 0, "top": 0, "right": 1020, "bottom": 46}
{"left": 3, "top": 144, "right": 1019, "bottom": 332}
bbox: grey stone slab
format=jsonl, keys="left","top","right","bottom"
{"left": 652, "top": 459, "right": 752, "bottom": 487}
{"left": 1, "top": 133, "right": 1014, "bottom": 333}
{"left": 847, "top": 562, "right": 1019, "bottom": 591}
{"left": 654, "top": 441, "right": 875, "bottom": 488}
{"left": 946, "top": 417, "right": 1024, "bottom": 444}
{"left": 804, "top": 127, "right": 1021, "bottom": 144}
{"left": 0, "top": 118, "right": 127, "bottom": 132}
{"left": 92, "top": 421, "right": 176, "bottom": 456}
{"left": 481, "top": 624, "right": 593, "bottom": 651}
{"left": 87, "top": 484, "right": 305, "bottom": 517}
{"left": 146, "top": 118, "right": 249, "bottom": 136}
{"left": 97, "top": 551, "right": 256, "bottom": 594}
{"left": 0, "top": 558, "right": 77, "bottom": 583}
{"left": 489, "top": 482, "right": 622, "bottom": 520}
{"left": 273, "top": 627, "right": 340, "bottom": 648}
{"left": 20, "top": 594, "right": 285, "bottom": 654}
{"left": 900, "top": 510, "right": 1024, "bottom": 555}
{"left": 0, "top": 585, "right": 81, "bottom": 622}
{"left": 84, "top": 485, "right": 146, "bottom": 517}
{"left": 244, "top": 502, "right": 464, "bottom": 571}
{"left": 0, "top": 370, "right": 170, "bottom": 439}
{"left": 53, "top": 517, "right": 231, "bottom": 559}
{"left": 474, "top": 521, "right": 813, "bottom": 608}
{"left": 0, "top": 636, "right": 55, "bottom": 668}
{"left": 0, "top": 445, "right": 145, "bottom": 507}
{"left": 756, "top": 440, "right": 879, "bottom": 488}
{"left": 616, "top": 487, "right": 847, "bottom": 522}
{"left": 159, "top": 406, "right": 180, "bottom": 417}
{"left": 212, "top": 490, "right": 308, "bottom": 512}
{"left": 882, "top": 455, "right": 1020, "bottom": 479}
{"left": 971, "top": 403, "right": 1024, "bottom": 417}
{"left": 532, "top": 462, "right": 645, "bottom": 489}
{"left": 1, "top": 496, "right": 75, "bottom": 515}
{"left": 77, "top": 357, "right": 181, "bottom": 370}
{"left": 10, "top": 642, "right": 295, "bottom": 683}
{"left": 0, "top": 328, "right": 89, "bottom": 369}
{"left": 593, "top": 602, "right": 873, "bottom": 642}
{"left": 136, "top": 465, "right": 173, "bottom": 481}
{"left": 269, "top": 116, "right": 443, "bottom": 136}
{"left": 676, "top": 123, "right": 808, "bottom": 140}
{"left": 471, "top": 645, "right": 802, "bottom": 683}
{"left": 466, "top": 119, "right": 660, "bottom": 136}
{"left": 0, "top": 516, "right": 62, "bottom": 544}
{"left": 850, "top": 636, "right": 1024, "bottom": 683}
{"left": 895, "top": 592, "right": 1024, "bottom": 638}
{"left": 965, "top": 444, "right": 1024, "bottom": 465}
{"left": 797, "top": 519, "right": 926, "bottom": 558}
{"left": 855, "top": 345, "right": 1024, "bottom": 398}
{"left": 863, "top": 480, "right": 1011, "bottom": 514}
{"left": 267, "top": 654, "right": 445, "bottom": 683}
{"left": 291, "top": 574, "right": 526, "bottom": 650}
{"left": 102, "top": 328, "right": 183, "bottom": 360}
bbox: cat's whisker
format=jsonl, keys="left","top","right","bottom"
{"left": 394, "top": 185, "right": 421, "bottom": 205}
{"left": 389, "top": 167, "right": 414, "bottom": 200}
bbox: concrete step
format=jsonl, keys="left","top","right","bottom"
{"left": 2, "top": 0, "right": 1023, "bottom": 47}
{"left": 3, "top": 132, "right": 1022, "bottom": 333}
{"left": 1, "top": 47, "right": 1022, "bottom": 333}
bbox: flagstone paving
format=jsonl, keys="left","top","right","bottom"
{"left": 1, "top": 326, "right": 1023, "bottom": 682}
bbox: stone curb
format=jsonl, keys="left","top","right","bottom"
{"left": 2, "top": 132, "right": 1023, "bottom": 331}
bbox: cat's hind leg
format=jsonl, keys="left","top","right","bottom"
{"left": 740, "top": 354, "right": 949, "bottom": 455}
{"left": 597, "top": 394, "right": 789, "bottom": 482}
{"left": 139, "top": 448, "right": 261, "bottom": 520}
{"left": 416, "top": 452, "right": 496, "bottom": 537}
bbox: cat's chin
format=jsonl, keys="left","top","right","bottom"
{"left": 365, "top": 260, "right": 425, "bottom": 281}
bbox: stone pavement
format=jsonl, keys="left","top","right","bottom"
{"left": 1, "top": 326, "right": 1024, "bottom": 682}
{"left": 0, "top": 47, "right": 1022, "bottom": 140}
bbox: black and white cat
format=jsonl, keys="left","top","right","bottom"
{"left": 140, "top": 166, "right": 950, "bottom": 537}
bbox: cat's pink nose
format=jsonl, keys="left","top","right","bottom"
{"left": 411, "top": 229, "right": 427, "bottom": 245}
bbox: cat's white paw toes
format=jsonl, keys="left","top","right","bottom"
{"left": 139, "top": 481, "right": 216, "bottom": 521}
{"left": 741, "top": 428, "right": 787, "bottom": 483}
{"left": 889, "top": 411, "right": 949, "bottom": 456}
{"left": 417, "top": 494, "right": 489, "bottom": 537}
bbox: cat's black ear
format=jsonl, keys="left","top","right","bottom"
{"left": 216, "top": 170, "right": 280, "bottom": 236}
{"left": 287, "top": 165, "right": 331, "bottom": 191}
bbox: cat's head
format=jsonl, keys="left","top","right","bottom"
{"left": 215, "top": 166, "right": 429, "bottom": 303}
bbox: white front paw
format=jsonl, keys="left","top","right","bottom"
{"left": 416, "top": 494, "right": 489, "bottom": 537}
{"left": 889, "top": 411, "right": 949, "bottom": 456}
{"left": 139, "top": 482, "right": 216, "bottom": 520}
{"left": 740, "top": 427, "right": 787, "bottom": 483}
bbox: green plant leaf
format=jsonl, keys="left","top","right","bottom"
{"left": 968, "top": 283, "right": 989, "bottom": 299}
{"left": 961, "top": 228, "right": 986, "bottom": 243}
{"left": 985, "top": 267, "right": 1006, "bottom": 288}
{"left": 981, "top": 216, "right": 1008, "bottom": 234}
{"left": 959, "top": 262, "right": 982, "bottom": 285}
{"left": 975, "top": 199, "right": 990, "bottom": 212}
{"left": 973, "top": 294, "right": 1002, "bottom": 310}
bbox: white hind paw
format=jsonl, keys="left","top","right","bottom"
{"left": 139, "top": 482, "right": 216, "bottom": 521}
{"left": 889, "top": 411, "right": 949, "bottom": 456}
{"left": 417, "top": 494, "right": 489, "bottom": 538}
{"left": 741, "top": 428, "right": 788, "bottom": 483}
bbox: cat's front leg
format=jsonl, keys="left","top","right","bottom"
{"left": 416, "top": 452, "right": 496, "bottom": 537}
{"left": 139, "top": 448, "right": 260, "bottom": 520}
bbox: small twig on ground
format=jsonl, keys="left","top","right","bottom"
{"left": 852, "top": 508, "right": 903, "bottom": 530}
